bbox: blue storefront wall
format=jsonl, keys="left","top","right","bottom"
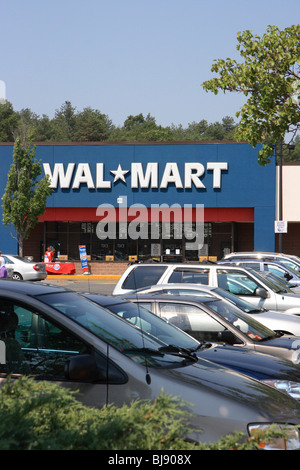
{"left": 0, "top": 142, "right": 276, "bottom": 254}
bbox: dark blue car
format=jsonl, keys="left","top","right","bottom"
{"left": 84, "top": 292, "right": 300, "bottom": 401}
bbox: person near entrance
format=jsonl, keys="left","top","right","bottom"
{"left": 44, "top": 247, "right": 54, "bottom": 262}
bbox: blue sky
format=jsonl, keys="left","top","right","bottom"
{"left": 1, "top": 0, "right": 299, "bottom": 128}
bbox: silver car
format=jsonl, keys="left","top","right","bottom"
{"left": 220, "top": 259, "right": 300, "bottom": 287}
{"left": 124, "top": 293, "right": 300, "bottom": 364}
{"left": 2, "top": 280, "right": 300, "bottom": 448}
{"left": 222, "top": 252, "right": 300, "bottom": 272}
{"left": 2, "top": 254, "right": 47, "bottom": 281}
{"left": 113, "top": 263, "right": 300, "bottom": 315}
{"left": 129, "top": 283, "right": 300, "bottom": 336}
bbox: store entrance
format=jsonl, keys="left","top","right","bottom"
{"left": 26, "top": 221, "right": 254, "bottom": 263}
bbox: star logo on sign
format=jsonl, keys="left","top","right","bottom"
{"left": 110, "top": 164, "right": 130, "bottom": 183}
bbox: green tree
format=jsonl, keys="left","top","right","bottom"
{"left": 110, "top": 113, "right": 174, "bottom": 141}
{"left": 169, "top": 117, "right": 237, "bottom": 141}
{"left": 123, "top": 112, "right": 146, "bottom": 130}
{"left": 33, "top": 114, "right": 55, "bottom": 141}
{"left": 202, "top": 25, "right": 300, "bottom": 165}
{"left": 2, "top": 138, "right": 53, "bottom": 256}
{"left": 51, "top": 100, "right": 76, "bottom": 141}
{"left": 0, "top": 101, "right": 19, "bottom": 141}
{"left": 284, "top": 134, "right": 300, "bottom": 162}
{"left": 14, "top": 108, "right": 39, "bottom": 142}
{"left": 73, "top": 106, "right": 113, "bottom": 141}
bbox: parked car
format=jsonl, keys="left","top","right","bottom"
{"left": 258, "top": 271, "right": 300, "bottom": 294}
{"left": 84, "top": 292, "right": 300, "bottom": 394}
{"left": 2, "top": 281, "right": 300, "bottom": 448}
{"left": 113, "top": 262, "right": 300, "bottom": 315}
{"left": 126, "top": 283, "right": 300, "bottom": 336}
{"left": 122, "top": 293, "right": 300, "bottom": 364}
{"left": 1, "top": 254, "right": 47, "bottom": 281}
{"left": 222, "top": 252, "right": 300, "bottom": 273}
{"left": 219, "top": 259, "right": 300, "bottom": 287}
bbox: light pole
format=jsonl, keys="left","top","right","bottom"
{"left": 276, "top": 142, "right": 295, "bottom": 252}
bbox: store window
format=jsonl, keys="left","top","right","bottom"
{"left": 43, "top": 221, "right": 218, "bottom": 262}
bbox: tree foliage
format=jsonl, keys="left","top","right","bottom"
{"left": 2, "top": 138, "right": 53, "bottom": 255}
{"left": 0, "top": 101, "right": 19, "bottom": 141}
{"left": 202, "top": 25, "right": 300, "bottom": 165}
{"left": 0, "top": 376, "right": 292, "bottom": 450}
{"left": 0, "top": 100, "right": 238, "bottom": 144}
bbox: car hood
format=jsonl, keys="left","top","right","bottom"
{"left": 198, "top": 343, "right": 300, "bottom": 381}
{"left": 165, "top": 357, "right": 300, "bottom": 422}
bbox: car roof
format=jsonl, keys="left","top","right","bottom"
{"left": 129, "top": 262, "right": 249, "bottom": 270}
{"left": 123, "top": 293, "right": 217, "bottom": 304}
{"left": 82, "top": 292, "right": 131, "bottom": 307}
{"left": 0, "top": 279, "right": 68, "bottom": 296}
{"left": 232, "top": 259, "right": 289, "bottom": 266}
{"left": 224, "top": 252, "right": 286, "bottom": 257}
{"left": 136, "top": 284, "right": 217, "bottom": 292}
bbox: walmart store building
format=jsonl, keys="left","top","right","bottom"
{"left": 0, "top": 142, "right": 277, "bottom": 273}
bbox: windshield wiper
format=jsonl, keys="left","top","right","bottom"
{"left": 123, "top": 345, "right": 199, "bottom": 362}
{"left": 158, "top": 344, "right": 198, "bottom": 362}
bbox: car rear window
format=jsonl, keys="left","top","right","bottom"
{"left": 122, "top": 265, "right": 168, "bottom": 290}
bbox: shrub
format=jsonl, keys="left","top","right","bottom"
{"left": 0, "top": 376, "right": 293, "bottom": 450}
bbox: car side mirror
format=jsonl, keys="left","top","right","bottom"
{"left": 217, "top": 330, "right": 241, "bottom": 345}
{"left": 65, "top": 354, "right": 103, "bottom": 382}
{"left": 255, "top": 287, "right": 269, "bottom": 299}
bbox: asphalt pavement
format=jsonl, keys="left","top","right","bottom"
{"left": 42, "top": 274, "right": 118, "bottom": 295}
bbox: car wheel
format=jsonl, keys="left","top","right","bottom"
{"left": 12, "top": 272, "right": 23, "bottom": 281}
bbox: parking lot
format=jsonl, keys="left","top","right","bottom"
{"left": 42, "top": 275, "right": 118, "bottom": 295}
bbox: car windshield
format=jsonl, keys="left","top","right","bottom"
{"left": 277, "top": 257, "right": 300, "bottom": 272}
{"left": 277, "top": 263, "right": 300, "bottom": 277}
{"left": 213, "top": 288, "right": 263, "bottom": 313}
{"left": 37, "top": 291, "right": 199, "bottom": 368}
{"left": 205, "top": 299, "right": 277, "bottom": 341}
{"left": 106, "top": 299, "right": 199, "bottom": 348}
{"left": 247, "top": 268, "right": 292, "bottom": 293}
{"left": 258, "top": 271, "right": 295, "bottom": 292}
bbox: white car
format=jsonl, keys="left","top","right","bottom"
{"left": 222, "top": 252, "right": 300, "bottom": 272}
{"left": 219, "top": 259, "right": 300, "bottom": 286}
{"left": 113, "top": 262, "right": 300, "bottom": 316}
{"left": 2, "top": 254, "right": 47, "bottom": 281}
{"left": 131, "top": 283, "right": 300, "bottom": 336}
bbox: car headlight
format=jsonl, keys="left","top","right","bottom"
{"left": 263, "top": 380, "right": 300, "bottom": 401}
{"left": 248, "top": 424, "right": 300, "bottom": 450}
